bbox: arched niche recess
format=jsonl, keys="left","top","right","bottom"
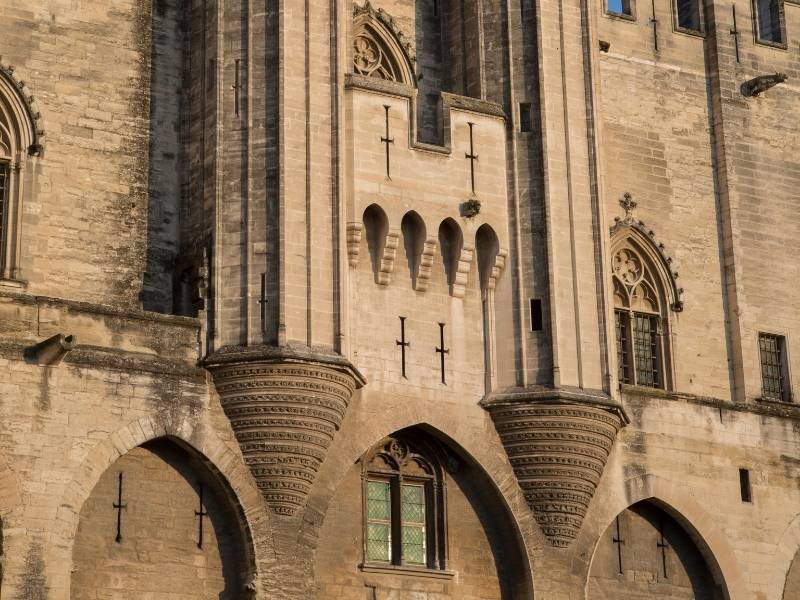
{"left": 438, "top": 218, "right": 463, "bottom": 289}
{"left": 363, "top": 203, "right": 390, "bottom": 283}
{"left": 401, "top": 210, "right": 426, "bottom": 287}
{"left": 784, "top": 547, "right": 800, "bottom": 600}
{"left": 475, "top": 223, "right": 500, "bottom": 292}
{"left": 588, "top": 501, "right": 728, "bottom": 600}
{"left": 314, "top": 425, "right": 533, "bottom": 599}
{"left": 71, "top": 438, "right": 254, "bottom": 599}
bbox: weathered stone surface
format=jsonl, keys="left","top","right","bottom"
{"left": 207, "top": 346, "right": 364, "bottom": 516}
{"left": 485, "top": 392, "right": 626, "bottom": 547}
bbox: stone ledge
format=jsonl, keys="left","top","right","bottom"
{"left": 620, "top": 385, "right": 800, "bottom": 422}
{"left": 359, "top": 563, "right": 455, "bottom": 580}
{"left": 0, "top": 289, "right": 201, "bottom": 329}
{"left": 205, "top": 344, "right": 366, "bottom": 388}
{"left": 482, "top": 385, "right": 629, "bottom": 424}
{"left": 0, "top": 340, "right": 205, "bottom": 379}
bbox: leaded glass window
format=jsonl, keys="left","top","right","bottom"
{"left": 759, "top": 333, "right": 791, "bottom": 402}
{"left": 362, "top": 437, "right": 446, "bottom": 570}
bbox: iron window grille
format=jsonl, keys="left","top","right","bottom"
{"left": 759, "top": 333, "right": 791, "bottom": 402}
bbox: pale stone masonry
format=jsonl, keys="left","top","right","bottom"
{"left": 0, "top": 0, "right": 798, "bottom": 598}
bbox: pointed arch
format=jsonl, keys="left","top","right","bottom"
{"left": 353, "top": 2, "right": 417, "bottom": 86}
{"left": 610, "top": 218, "right": 683, "bottom": 313}
{"left": 0, "top": 63, "right": 43, "bottom": 282}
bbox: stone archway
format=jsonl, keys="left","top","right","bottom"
{"left": 587, "top": 500, "right": 727, "bottom": 600}
{"left": 71, "top": 437, "right": 252, "bottom": 599}
{"left": 314, "top": 424, "right": 534, "bottom": 600}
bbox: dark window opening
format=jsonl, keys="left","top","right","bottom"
{"left": 615, "top": 309, "right": 662, "bottom": 388}
{"left": 530, "top": 298, "right": 543, "bottom": 331}
{"left": 607, "top": 0, "right": 633, "bottom": 16}
{"left": 519, "top": 102, "right": 532, "bottom": 133}
{"left": 759, "top": 333, "right": 791, "bottom": 402}
{"left": 676, "top": 0, "right": 702, "bottom": 31}
{"left": 755, "top": 0, "right": 784, "bottom": 44}
{"left": 739, "top": 468, "right": 752, "bottom": 503}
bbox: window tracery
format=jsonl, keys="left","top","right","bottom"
{"left": 610, "top": 194, "right": 681, "bottom": 390}
{"left": 353, "top": 2, "right": 416, "bottom": 86}
{"left": 0, "top": 63, "right": 43, "bottom": 283}
{"left": 362, "top": 437, "right": 447, "bottom": 570}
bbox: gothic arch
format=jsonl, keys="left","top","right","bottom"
{"left": 61, "top": 415, "right": 274, "bottom": 596}
{"left": 352, "top": 1, "right": 416, "bottom": 86}
{"left": 314, "top": 422, "right": 535, "bottom": 598}
{"left": 610, "top": 195, "right": 684, "bottom": 313}
{"left": 576, "top": 474, "right": 746, "bottom": 599}
{"left": 0, "top": 63, "right": 42, "bottom": 281}
{"left": 774, "top": 513, "right": 800, "bottom": 599}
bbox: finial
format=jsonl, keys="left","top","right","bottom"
{"left": 620, "top": 192, "right": 637, "bottom": 224}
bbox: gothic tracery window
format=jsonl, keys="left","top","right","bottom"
{"left": 362, "top": 437, "right": 446, "bottom": 570}
{"left": 352, "top": 4, "right": 415, "bottom": 86}
{"left": 612, "top": 246, "right": 669, "bottom": 389}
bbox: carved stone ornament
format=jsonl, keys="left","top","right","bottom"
{"left": 741, "top": 73, "right": 787, "bottom": 98}
{"left": 484, "top": 396, "right": 626, "bottom": 547}
{"left": 610, "top": 193, "right": 684, "bottom": 312}
{"left": 352, "top": 2, "right": 416, "bottom": 86}
{"left": 206, "top": 346, "right": 365, "bottom": 517}
{"left": 0, "top": 59, "right": 44, "bottom": 156}
{"left": 459, "top": 198, "right": 482, "bottom": 218}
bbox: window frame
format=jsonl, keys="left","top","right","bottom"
{"left": 361, "top": 438, "right": 447, "bottom": 572}
{"left": 751, "top": 0, "right": 787, "bottom": 48}
{"left": 758, "top": 332, "right": 792, "bottom": 402}
{"left": 615, "top": 307, "right": 665, "bottom": 389}
{"left": 604, "top": 0, "right": 637, "bottom": 21}
{"left": 673, "top": 0, "right": 705, "bottom": 35}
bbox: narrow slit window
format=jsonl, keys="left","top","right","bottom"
{"left": 530, "top": 298, "right": 543, "bottom": 332}
{"left": 519, "top": 102, "right": 532, "bottom": 133}
{"left": 676, "top": 0, "right": 702, "bottom": 31}
{"left": 759, "top": 333, "right": 790, "bottom": 402}
{"left": 739, "top": 468, "right": 752, "bottom": 503}
{"left": 754, "top": 0, "right": 784, "bottom": 44}
{"left": 607, "top": 0, "right": 633, "bottom": 16}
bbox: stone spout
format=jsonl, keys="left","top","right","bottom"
{"left": 27, "top": 333, "right": 77, "bottom": 366}
{"left": 206, "top": 345, "right": 365, "bottom": 516}
{"left": 482, "top": 388, "right": 627, "bottom": 547}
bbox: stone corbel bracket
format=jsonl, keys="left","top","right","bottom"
{"left": 450, "top": 245, "right": 474, "bottom": 298}
{"left": 486, "top": 249, "right": 508, "bottom": 290}
{"left": 414, "top": 239, "right": 438, "bottom": 292}
{"left": 741, "top": 72, "right": 787, "bottom": 97}
{"left": 376, "top": 229, "right": 400, "bottom": 286}
{"left": 482, "top": 388, "right": 628, "bottom": 548}
{"left": 206, "top": 345, "right": 366, "bottom": 517}
{"left": 26, "top": 333, "right": 77, "bottom": 366}
{"left": 346, "top": 222, "right": 364, "bottom": 268}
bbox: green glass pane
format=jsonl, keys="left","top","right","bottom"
{"left": 367, "top": 480, "right": 390, "bottom": 501}
{"left": 402, "top": 525, "right": 426, "bottom": 564}
{"left": 367, "top": 497, "right": 390, "bottom": 520}
{"left": 366, "top": 524, "right": 391, "bottom": 562}
{"left": 401, "top": 484, "right": 424, "bottom": 504}
{"left": 401, "top": 484, "right": 425, "bottom": 524}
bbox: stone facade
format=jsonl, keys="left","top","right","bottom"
{"left": 0, "top": 0, "right": 798, "bottom": 599}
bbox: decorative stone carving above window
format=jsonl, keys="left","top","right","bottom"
{"left": 610, "top": 193, "right": 683, "bottom": 312}
{"left": 353, "top": 1, "right": 416, "bottom": 86}
{"left": 0, "top": 62, "right": 44, "bottom": 283}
